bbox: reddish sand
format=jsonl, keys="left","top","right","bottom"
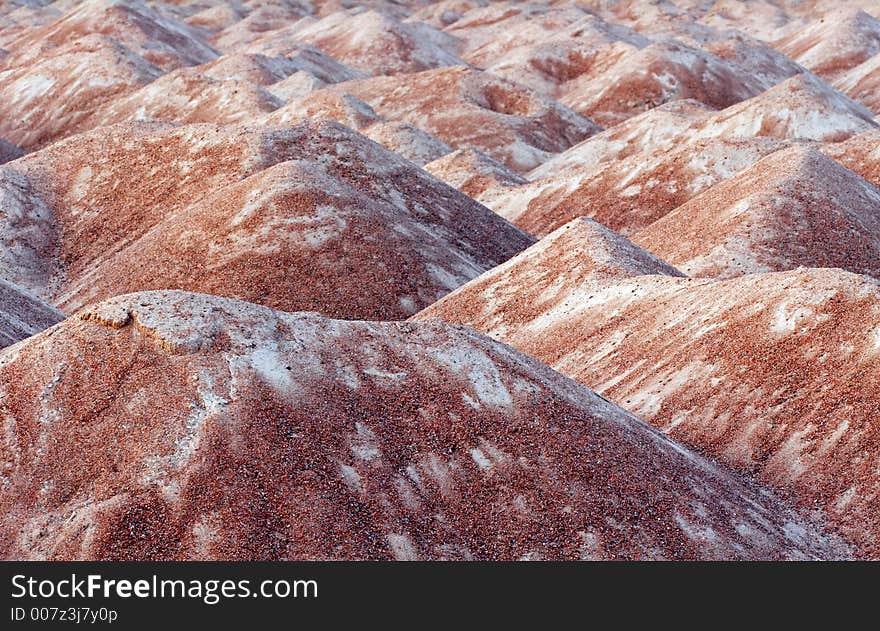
{"left": 634, "top": 145, "right": 880, "bottom": 278}
{"left": 327, "top": 66, "right": 600, "bottom": 173}
{"left": 417, "top": 240, "right": 880, "bottom": 557}
{"left": 2, "top": 119, "right": 533, "bottom": 318}
{"left": 3, "top": 0, "right": 880, "bottom": 561}
{"left": 0, "top": 291, "right": 845, "bottom": 560}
